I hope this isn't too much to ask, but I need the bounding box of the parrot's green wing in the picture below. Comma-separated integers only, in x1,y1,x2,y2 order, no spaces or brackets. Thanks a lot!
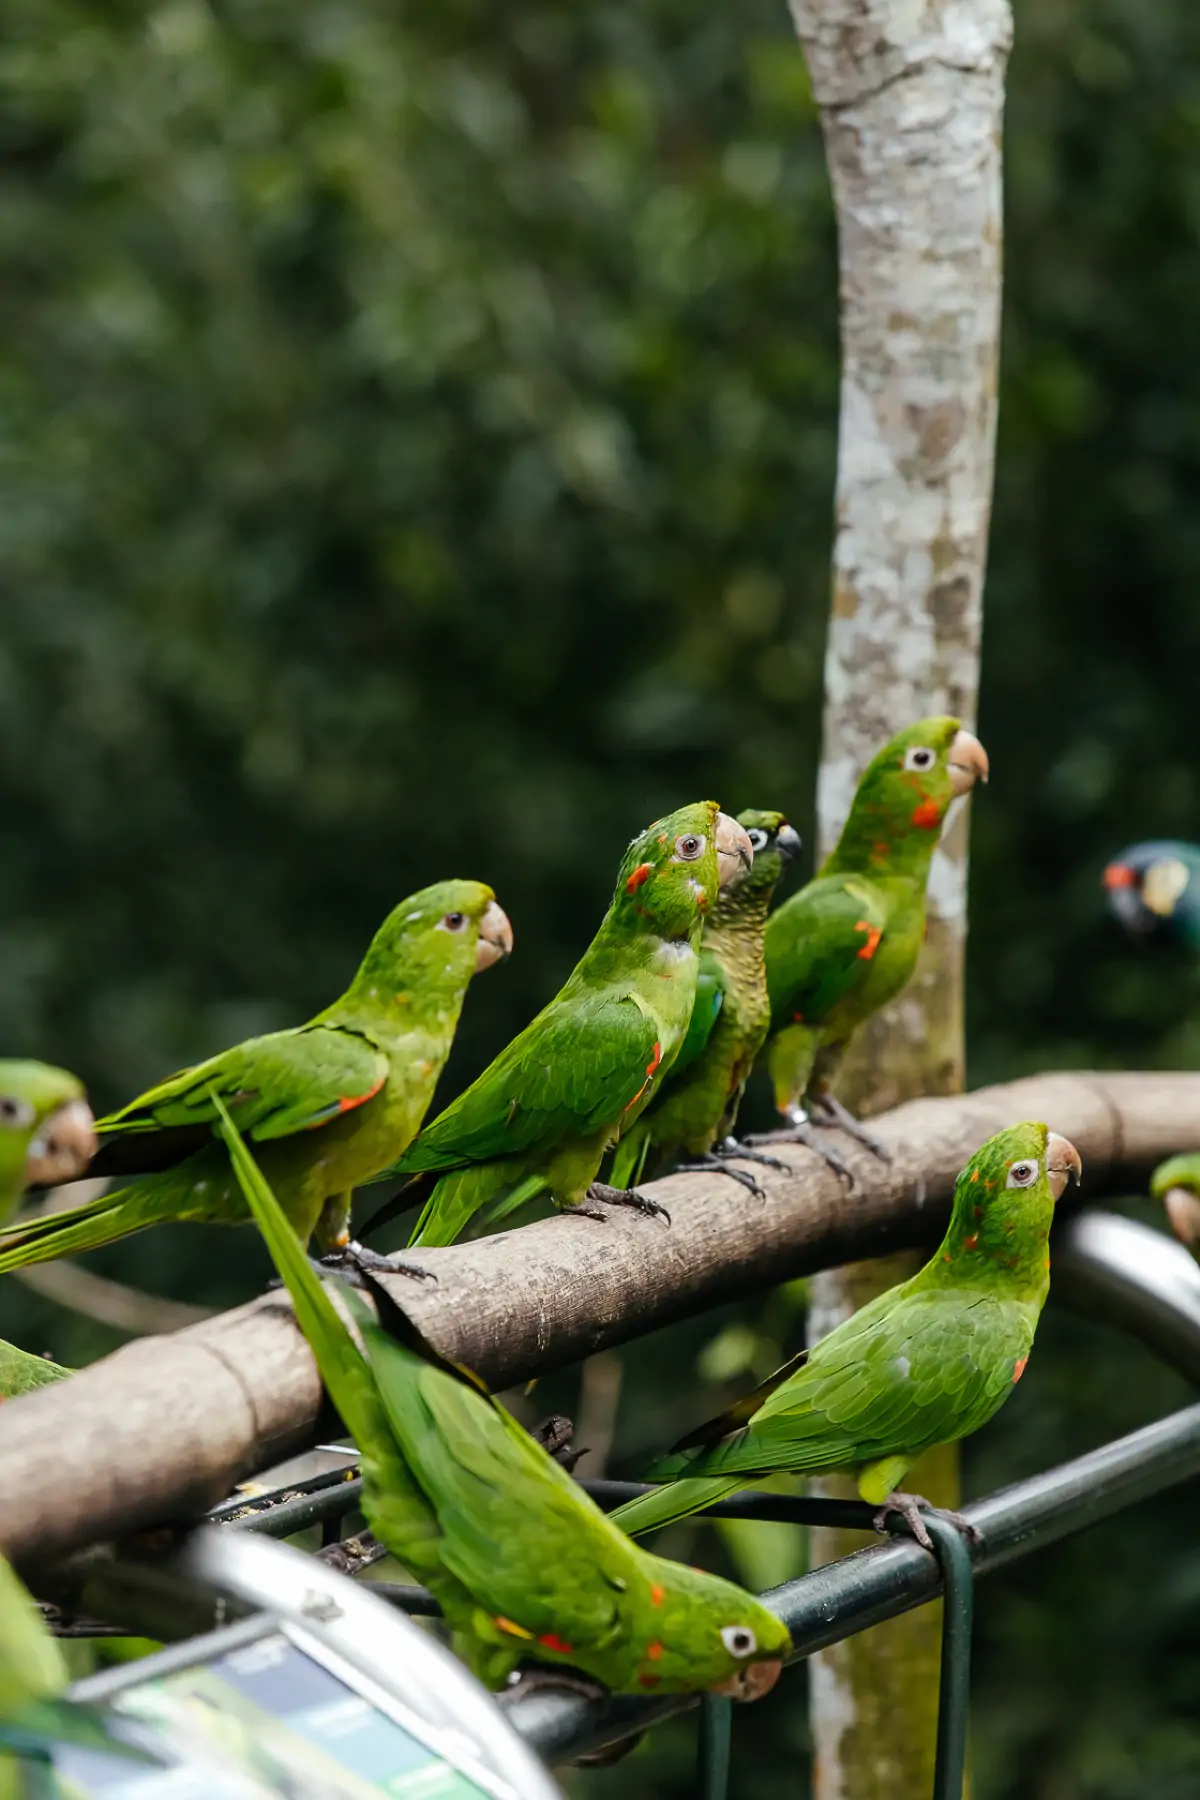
656,1288,1022,1481
661,951,724,1087
363,1306,631,1651
393,991,662,1174
765,876,890,1032
99,1025,388,1158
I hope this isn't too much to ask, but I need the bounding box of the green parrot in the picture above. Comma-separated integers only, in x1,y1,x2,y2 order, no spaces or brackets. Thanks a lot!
610,1123,1080,1550
360,803,754,1254
217,1097,791,1703
609,810,800,1196
0,882,511,1279
754,717,989,1176
1149,1154,1200,1259
0,1063,96,1231
0,1062,91,1407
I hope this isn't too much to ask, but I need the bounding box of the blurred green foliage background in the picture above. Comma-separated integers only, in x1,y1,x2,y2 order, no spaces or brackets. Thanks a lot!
3,0,1200,1792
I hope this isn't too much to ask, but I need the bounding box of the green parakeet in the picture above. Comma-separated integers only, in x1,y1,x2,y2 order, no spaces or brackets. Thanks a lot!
0,1063,90,1408
610,1123,1079,1549
0,882,511,1278
609,810,800,1195
362,803,754,1253
756,717,988,1175
218,1099,791,1702
1150,1154,1200,1258
0,1063,96,1230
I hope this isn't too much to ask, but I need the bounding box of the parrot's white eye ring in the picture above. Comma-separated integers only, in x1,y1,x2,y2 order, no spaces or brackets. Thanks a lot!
0,1096,35,1132
904,746,937,772
1006,1160,1039,1188
746,828,769,852
438,912,468,933
720,1625,758,1658
675,833,706,862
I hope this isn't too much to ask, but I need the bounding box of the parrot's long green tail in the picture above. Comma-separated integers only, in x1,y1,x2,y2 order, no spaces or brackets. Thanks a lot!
608,1128,650,1191
0,1184,176,1273
408,1165,543,1248
609,1474,746,1538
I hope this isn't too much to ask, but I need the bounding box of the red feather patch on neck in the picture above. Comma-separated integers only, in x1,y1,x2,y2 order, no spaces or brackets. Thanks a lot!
910,800,942,830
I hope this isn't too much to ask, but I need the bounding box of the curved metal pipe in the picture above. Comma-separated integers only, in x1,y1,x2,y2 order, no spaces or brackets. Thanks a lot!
1053,1208,1200,1385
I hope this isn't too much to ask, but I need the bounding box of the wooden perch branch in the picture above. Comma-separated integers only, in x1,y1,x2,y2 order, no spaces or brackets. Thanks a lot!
0,1070,1195,1570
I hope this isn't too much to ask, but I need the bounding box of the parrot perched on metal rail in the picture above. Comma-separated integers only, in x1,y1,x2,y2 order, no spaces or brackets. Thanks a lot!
1104,840,1200,950
754,717,988,1178
360,802,754,1253
609,809,800,1196
0,882,511,1279
219,1098,791,1703
610,1122,1079,1550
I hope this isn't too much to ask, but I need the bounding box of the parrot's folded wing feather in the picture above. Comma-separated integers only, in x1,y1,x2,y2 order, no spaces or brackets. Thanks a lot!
365,1324,630,1651
99,1024,388,1154
393,992,662,1173
765,877,890,1030
664,1292,1020,1481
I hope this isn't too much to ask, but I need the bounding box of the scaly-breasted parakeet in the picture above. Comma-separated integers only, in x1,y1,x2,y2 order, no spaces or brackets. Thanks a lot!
610,1123,1079,1549
362,804,754,1252
609,810,799,1196
1149,1154,1200,1259
1104,840,1200,949
218,1099,790,1702
0,883,511,1279
755,718,988,1176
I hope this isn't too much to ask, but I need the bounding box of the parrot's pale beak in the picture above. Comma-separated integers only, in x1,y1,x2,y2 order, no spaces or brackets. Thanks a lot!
475,901,514,971
1141,858,1190,919
713,1658,784,1701
715,813,754,890
775,822,802,861
25,1098,98,1187
1164,1186,1200,1254
947,729,989,796
1045,1132,1082,1201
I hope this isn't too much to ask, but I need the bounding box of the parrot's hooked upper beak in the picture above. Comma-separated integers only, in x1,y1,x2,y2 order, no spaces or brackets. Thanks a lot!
712,1658,784,1701
947,728,989,796
24,1098,98,1187
775,822,802,861
475,901,514,972
715,813,754,890
1164,1185,1200,1253
1045,1132,1082,1201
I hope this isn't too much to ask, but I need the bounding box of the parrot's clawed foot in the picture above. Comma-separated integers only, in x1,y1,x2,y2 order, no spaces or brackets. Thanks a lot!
873,1490,983,1553
672,1155,764,1199
320,1242,438,1284
715,1135,791,1173
810,1094,893,1163
502,1665,608,1705
529,1413,587,1472
747,1116,856,1187
583,1182,672,1224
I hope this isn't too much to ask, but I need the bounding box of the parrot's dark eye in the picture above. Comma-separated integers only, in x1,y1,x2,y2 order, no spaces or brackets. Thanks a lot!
904,746,936,772
0,1096,34,1131
675,833,706,862
746,829,769,852
439,912,468,933
1006,1160,1039,1189
720,1625,757,1658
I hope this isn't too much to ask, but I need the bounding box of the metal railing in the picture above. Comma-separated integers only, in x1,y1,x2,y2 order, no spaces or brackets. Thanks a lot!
51,1208,1200,1798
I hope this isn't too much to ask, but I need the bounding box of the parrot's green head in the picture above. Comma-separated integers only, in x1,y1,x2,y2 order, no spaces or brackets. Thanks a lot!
0,1061,95,1219
941,1122,1081,1286
729,809,801,901
840,717,988,869
349,880,513,1006
610,802,754,944
631,1553,790,1698
1150,1153,1200,1257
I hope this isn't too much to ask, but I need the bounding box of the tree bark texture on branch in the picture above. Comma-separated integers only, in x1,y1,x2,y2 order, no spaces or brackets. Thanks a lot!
784,0,1012,1789
0,1070,1192,1573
